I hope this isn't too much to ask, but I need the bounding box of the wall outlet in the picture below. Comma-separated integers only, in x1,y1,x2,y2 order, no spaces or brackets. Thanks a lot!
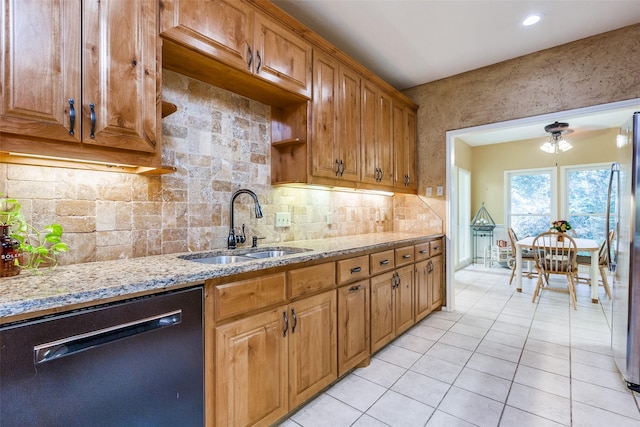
426,187,433,197
275,212,292,227
436,186,444,196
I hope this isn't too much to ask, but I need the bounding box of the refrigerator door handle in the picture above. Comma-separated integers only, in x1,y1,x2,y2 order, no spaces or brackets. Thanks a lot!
606,162,620,273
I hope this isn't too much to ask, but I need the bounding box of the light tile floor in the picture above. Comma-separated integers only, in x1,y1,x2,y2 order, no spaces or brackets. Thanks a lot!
278,264,640,426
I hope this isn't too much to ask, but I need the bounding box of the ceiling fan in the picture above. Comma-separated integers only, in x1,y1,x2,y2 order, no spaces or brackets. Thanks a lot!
541,121,574,153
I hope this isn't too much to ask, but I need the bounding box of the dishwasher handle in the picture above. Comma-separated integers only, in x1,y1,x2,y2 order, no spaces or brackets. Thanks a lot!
34,309,182,364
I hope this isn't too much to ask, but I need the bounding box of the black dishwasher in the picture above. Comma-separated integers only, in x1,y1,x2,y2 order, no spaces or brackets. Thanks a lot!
0,286,204,426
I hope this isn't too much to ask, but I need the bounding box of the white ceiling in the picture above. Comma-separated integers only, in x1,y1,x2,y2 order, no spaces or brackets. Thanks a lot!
273,0,640,145
273,0,640,90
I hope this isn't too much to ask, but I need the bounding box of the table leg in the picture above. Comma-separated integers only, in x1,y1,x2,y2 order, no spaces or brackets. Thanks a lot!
590,251,599,303
516,245,523,292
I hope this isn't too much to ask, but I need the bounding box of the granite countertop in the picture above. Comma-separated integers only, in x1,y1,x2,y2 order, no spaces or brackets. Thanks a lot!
0,232,442,323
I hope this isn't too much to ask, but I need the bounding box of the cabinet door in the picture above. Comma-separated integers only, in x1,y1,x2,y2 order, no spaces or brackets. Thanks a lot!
414,260,431,322
395,265,415,335
159,0,252,72
82,0,158,153
337,64,360,182
370,271,395,353
393,103,417,190
288,291,337,409
337,280,370,376
361,81,393,186
253,12,312,98
404,108,417,191
429,254,443,310
0,0,81,143
311,50,339,179
215,307,288,427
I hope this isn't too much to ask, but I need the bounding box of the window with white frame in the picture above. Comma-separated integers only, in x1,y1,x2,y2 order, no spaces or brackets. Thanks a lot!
561,163,611,245
506,168,556,238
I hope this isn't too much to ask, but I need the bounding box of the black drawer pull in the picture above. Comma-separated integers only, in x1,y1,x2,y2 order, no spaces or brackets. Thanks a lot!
402,254,411,259
349,285,362,292
350,266,362,274
419,249,428,254
380,259,390,265
433,246,440,251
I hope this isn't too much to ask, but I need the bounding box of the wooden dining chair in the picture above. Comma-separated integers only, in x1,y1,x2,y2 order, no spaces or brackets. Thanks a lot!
532,231,579,309
507,227,537,285
576,230,614,299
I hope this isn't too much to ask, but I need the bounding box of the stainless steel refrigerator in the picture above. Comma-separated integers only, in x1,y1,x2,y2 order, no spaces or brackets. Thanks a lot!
609,111,640,392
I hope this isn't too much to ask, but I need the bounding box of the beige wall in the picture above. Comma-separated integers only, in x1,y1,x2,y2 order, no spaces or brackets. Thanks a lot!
404,24,640,227
454,139,472,172
464,128,618,224
0,70,440,266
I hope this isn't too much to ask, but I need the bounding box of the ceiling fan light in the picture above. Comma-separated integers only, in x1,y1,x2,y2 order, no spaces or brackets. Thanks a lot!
540,142,556,153
558,139,573,152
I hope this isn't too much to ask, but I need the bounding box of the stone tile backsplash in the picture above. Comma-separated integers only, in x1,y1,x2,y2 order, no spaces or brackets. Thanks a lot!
0,70,441,265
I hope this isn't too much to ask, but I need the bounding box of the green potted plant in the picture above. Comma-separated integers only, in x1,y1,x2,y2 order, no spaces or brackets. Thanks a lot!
0,194,68,276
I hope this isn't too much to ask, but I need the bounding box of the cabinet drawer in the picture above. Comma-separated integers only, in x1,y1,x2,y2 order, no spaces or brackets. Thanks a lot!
430,239,443,256
414,243,430,261
370,250,395,275
288,262,336,298
337,255,370,285
395,246,414,266
214,273,287,321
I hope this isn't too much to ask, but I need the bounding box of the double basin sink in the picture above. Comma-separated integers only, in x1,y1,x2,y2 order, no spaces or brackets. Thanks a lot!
180,247,311,265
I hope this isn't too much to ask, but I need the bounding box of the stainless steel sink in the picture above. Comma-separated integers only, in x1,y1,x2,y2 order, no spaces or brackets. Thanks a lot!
245,250,301,259
190,255,254,264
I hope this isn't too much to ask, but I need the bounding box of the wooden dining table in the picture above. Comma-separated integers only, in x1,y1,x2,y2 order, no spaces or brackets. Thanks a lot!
514,236,601,303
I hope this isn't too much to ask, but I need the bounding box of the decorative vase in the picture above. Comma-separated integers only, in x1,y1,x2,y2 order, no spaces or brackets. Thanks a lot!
0,225,21,277
557,232,564,242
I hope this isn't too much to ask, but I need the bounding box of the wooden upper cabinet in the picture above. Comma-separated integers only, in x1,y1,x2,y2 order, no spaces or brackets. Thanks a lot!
311,49,360,182
337,64,361,182
311,50,339,179
361,80,393,186
160,0,311,103
0,0,160,166
252,12,312,98
82,0,158,153
0,0,80,144
159,0,253,72
393,101,418,191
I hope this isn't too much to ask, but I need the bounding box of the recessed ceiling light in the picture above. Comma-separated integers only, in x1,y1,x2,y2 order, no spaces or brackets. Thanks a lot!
522,13,544,26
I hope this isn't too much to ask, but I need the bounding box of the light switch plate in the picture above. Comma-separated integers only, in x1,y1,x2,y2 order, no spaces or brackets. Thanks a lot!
275,212,291,227
436,186,444,196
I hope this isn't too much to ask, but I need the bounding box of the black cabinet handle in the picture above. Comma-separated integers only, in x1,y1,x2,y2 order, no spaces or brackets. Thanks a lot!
256,50,262,73
339,160,345,176
380,259,389,265
433,246,440,251
349,285,362,292
283,311,289,337
428,260,434,273
335,159,341,176
89,102,96,138
403,254,412,259
419,249,428,254
350,266,362,274
247,45,253,70
68,99,75,135
291,308,297,333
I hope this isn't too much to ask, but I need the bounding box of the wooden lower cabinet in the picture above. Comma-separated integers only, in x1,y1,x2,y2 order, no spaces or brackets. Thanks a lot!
370,265,414,354
288,291,337,408
429,254,443,311
215,307,288,426
214,290,336,426
337,279,370,376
